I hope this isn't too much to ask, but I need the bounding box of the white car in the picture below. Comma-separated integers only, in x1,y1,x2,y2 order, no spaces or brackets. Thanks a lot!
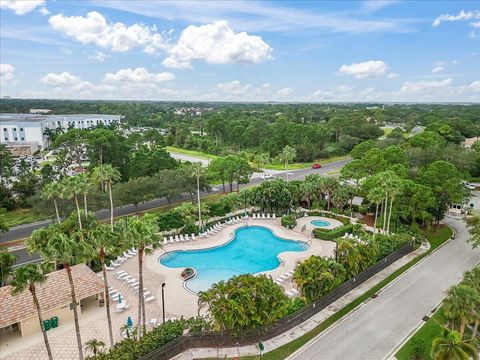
262,173,274,180
464,182,476,190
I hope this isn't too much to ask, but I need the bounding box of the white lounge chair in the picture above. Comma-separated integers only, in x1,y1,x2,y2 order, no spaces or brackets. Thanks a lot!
130,248,138,254
143,291,152,297
127,250,136,256
272,214,276,219
185,235,191,241
275,277,285,283
145,296,156,302
180,234,185,242
191,233,196,240
116,270,127,276
123,252,133,258
131,281,139,287
105,265,114,271
168,236,174,243
174,235,180,242
117,273,130,280
126,278,137,284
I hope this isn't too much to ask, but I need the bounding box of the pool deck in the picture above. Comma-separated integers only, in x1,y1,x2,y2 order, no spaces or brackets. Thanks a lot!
145,218,336,318
294,215,344,234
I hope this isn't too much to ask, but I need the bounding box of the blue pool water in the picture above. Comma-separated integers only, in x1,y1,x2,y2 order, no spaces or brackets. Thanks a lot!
311,220,331,227
159,226,309,293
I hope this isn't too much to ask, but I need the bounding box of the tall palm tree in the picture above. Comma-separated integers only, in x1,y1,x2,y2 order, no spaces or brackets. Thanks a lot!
87,224,119,347
123,215,161,338
430,328,478,360
84,338,105,357
368,186,385,237
42,232,93,360
60,176,84,234
281,145,296,182
463,266,480,339
75,173,91,215
190,162,204,231
92,165,121,230
443,284,480,338
323,178,339,211
11,263,54,360
40,182,62,224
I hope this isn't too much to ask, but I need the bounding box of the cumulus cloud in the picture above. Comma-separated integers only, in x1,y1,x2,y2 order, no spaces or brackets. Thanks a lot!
470,80,480,93
162,20,272,69
39,6,49,16
0,63,15,82
386,73,399,79
400,78,452,93
471,21,480,28
48,11,168,53
339,60,388,79
88,51,107,62
217,80,252,95
275,88,294,98
40,71,89,88
103,67,175,84
432,10,480,27
431,66,444,74
0,0,45,15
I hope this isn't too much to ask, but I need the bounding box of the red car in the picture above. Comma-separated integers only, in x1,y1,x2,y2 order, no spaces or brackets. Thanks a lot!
312,163,322,169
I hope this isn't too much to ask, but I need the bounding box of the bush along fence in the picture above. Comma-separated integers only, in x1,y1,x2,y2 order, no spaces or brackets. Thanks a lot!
139,242,414,360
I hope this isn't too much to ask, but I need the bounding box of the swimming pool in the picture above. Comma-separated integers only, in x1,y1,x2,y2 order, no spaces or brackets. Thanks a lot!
159,226,309,293
311,219,331,227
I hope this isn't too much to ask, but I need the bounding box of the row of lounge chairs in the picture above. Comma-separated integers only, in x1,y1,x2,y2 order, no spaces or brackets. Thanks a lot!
275,270,294,285
163,233,197,245
105,248,138,270
114,270,156,303
252,213,277,220
286,288,299,297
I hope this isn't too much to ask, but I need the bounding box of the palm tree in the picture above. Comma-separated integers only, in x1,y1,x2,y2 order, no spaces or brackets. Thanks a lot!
443,284,480,338
332,186,351,213
0,247,16,286
463,266,480,339
40,182,62,224
368,186,385,237
190,162,204,232
41,232,93,360
11,263,54,360
430,328,478,360
88,224,119,347
281,145,296,182
323,178,339,211
84,338,105,357
123,215,161,338
60,176,84,234
92,165,121,230
75,173,91,215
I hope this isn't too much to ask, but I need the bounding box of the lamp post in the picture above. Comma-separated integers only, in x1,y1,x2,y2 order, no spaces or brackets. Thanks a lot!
161,282,166,323
335,241,339,262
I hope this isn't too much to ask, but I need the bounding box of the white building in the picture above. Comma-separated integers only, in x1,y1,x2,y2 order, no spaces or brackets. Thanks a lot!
0,114,121,152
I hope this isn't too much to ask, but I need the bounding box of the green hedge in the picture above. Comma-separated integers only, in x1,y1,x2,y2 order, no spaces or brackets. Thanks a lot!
306,211,350,225
281,214,297,229
313,223,358,241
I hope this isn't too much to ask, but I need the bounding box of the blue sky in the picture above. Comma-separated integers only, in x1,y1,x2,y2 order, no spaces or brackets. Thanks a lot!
0,0,479,102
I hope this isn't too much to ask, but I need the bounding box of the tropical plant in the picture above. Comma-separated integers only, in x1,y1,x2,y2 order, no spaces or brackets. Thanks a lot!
0,247,16,286
11,263,54,360
462,266,480,339
122,215,161,338
88,224,120,347
198,274,289,332
281,145,297,176
443,284,480,339
92,165,121,230
430,328,478,360
336,240,364,278
85,338,106,357
40,182,62,224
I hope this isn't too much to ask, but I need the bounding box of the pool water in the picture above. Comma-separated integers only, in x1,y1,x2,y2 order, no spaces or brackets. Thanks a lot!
159,226,309,293
311,220,331,227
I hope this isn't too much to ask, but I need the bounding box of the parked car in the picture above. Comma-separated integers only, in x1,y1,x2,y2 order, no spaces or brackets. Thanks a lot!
464,182,476,190
312,163,322,169
262,173,274,180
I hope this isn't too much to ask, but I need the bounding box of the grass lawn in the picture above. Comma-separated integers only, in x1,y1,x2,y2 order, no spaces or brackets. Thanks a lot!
263,155,349,170
166,146,219,160
3,209,50,228
224,225,454,360
396,308,447,360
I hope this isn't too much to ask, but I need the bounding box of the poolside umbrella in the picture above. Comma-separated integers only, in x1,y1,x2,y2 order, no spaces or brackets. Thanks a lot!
117,293,122,304
126,316,133,328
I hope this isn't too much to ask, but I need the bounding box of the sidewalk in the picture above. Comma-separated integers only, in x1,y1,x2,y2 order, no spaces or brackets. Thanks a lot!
172,242,430,360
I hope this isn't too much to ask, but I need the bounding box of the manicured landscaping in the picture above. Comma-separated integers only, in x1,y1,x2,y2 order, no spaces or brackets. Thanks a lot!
166,146,219,160
396,308,447,360
232,225,454,359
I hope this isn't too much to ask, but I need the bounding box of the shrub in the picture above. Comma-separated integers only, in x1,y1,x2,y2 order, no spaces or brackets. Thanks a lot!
281,214,297,229
313,223,360,241
181,222,199,235
410,337,425,359
157,211,185,231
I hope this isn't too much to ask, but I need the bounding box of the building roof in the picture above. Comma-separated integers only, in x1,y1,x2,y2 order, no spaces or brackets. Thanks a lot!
0,264,104,328
0,113,121,123
463,137,480,147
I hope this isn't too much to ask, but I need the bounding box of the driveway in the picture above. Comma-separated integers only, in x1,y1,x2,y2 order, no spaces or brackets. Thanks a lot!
288,217,480,360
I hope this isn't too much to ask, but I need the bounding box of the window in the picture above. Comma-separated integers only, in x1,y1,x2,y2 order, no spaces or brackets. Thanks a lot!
20,128,23,131
14,137,18,141
21,137,25,141
4,137,7,141
3,128,6,131
13,128,17,132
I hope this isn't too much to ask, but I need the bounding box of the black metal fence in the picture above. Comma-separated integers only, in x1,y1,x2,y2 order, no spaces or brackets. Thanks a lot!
140,242,414,360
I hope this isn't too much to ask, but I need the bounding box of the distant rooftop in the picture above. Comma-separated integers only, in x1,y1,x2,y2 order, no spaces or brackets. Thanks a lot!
0,113,121,123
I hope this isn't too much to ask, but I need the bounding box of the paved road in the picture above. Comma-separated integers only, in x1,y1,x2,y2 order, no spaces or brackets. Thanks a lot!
2,158,351,266
288,217,480,360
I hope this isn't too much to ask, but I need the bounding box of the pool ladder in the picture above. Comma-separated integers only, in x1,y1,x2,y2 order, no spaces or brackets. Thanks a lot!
162,252,178,261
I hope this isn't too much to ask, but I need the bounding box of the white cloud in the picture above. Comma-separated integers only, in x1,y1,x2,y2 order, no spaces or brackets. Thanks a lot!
431,66,444,74
339,60,388,79
39,6,49,15
48,11,169,53
470,31,478,38
276,88,294,98
386,73,399,79
471,21,480,28
470,81,480,93
217,80,252,95
88,51,107,62
400,78,452,93
60,48,72,55
39,72,93,92
432,10,480,27
0,63,15,82
103,68,175,84
362,1,399,12
162,20,272,69
0,0,45,15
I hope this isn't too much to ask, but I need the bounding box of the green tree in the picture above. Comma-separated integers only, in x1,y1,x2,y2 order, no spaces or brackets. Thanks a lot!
463,266,480,339
281,145,297,180
198,274,289,332
0,247,16,286
122,215,161,338
92,165,121,230
41,182,62,224
443,284,480,338
85,338,106,357
11,263,54,360
430,328,478,360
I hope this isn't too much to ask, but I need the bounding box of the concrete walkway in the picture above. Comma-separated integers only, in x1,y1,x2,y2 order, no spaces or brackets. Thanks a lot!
172,239,430,359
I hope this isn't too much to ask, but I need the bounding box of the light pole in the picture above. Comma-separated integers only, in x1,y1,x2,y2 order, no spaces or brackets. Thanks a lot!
161,282,166,323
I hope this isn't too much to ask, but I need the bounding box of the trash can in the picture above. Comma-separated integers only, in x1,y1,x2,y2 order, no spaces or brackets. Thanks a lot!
51,316,58,328
42,319,51,331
